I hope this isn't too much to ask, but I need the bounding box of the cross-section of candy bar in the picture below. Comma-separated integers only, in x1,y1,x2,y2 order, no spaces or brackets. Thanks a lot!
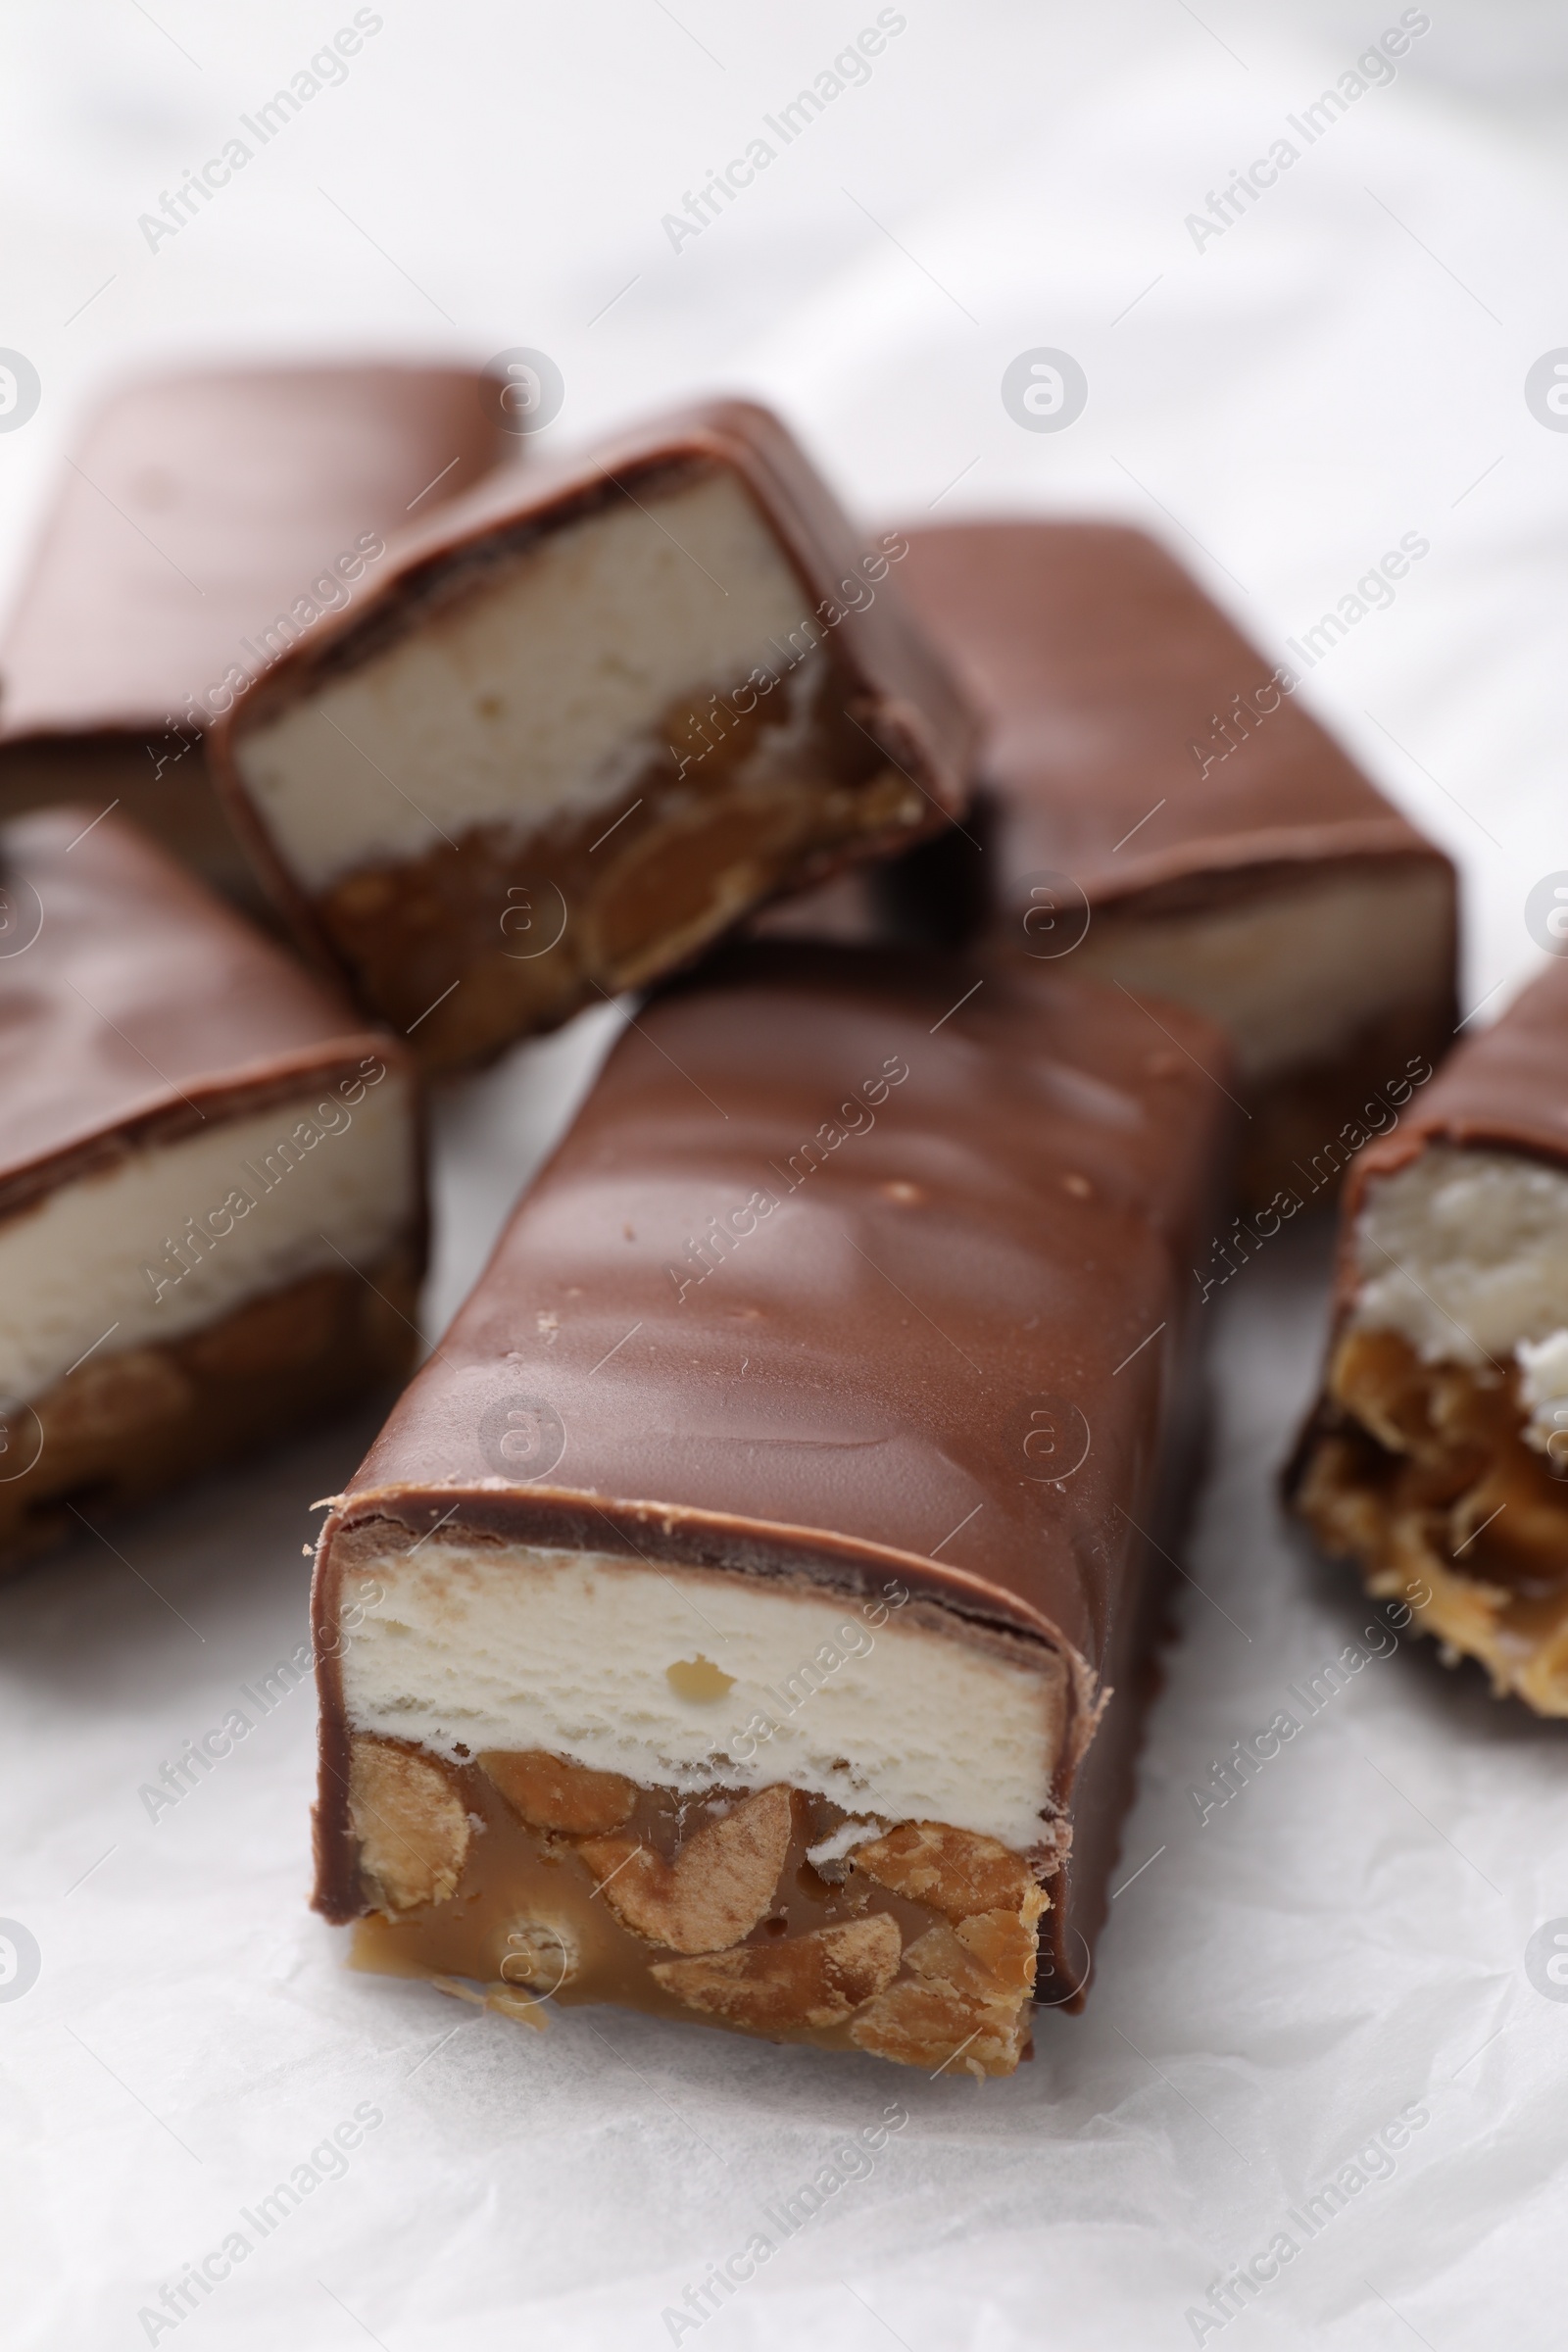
311,942,1234,2074
210,404,974,1072
1290,956,1568,1713
0,808,423,1571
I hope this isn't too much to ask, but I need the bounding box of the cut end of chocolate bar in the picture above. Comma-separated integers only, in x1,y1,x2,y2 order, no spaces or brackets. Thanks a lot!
320,1532,1059,2074
1293,1141,1568,1713
0,808,424,1570
213,405,972,1073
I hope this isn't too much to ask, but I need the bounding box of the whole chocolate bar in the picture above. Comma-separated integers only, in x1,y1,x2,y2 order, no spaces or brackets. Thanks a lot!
0,364,504,906
889,521,1458,1206
0,808,423,1571
311,942,1234,2075
210,402,975,1073
1290,955,1568,1714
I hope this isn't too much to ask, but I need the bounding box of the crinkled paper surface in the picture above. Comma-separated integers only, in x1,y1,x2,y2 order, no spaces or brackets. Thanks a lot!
3,5,1567,2346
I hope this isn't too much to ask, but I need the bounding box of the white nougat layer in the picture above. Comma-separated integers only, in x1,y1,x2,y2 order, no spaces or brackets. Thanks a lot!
235,470,820,891
1076,862,1448,1080
0,1071,414,1405
339,1544,1066,1855
1517,1331,1568,1457
1353,1144,1568,1361
1352,1143,1568,1448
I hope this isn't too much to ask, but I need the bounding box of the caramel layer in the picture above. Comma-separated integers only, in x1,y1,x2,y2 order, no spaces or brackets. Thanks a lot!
1295,1327,1568,1713
344,1739,1047,2077
0,1251,419,1572
315,659,922,1074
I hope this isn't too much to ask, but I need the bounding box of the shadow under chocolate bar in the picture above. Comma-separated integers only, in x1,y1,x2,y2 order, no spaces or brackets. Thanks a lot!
0,363,507,909
310,941,1236,2076
1289,953,1568,1714
886,520,1458,1208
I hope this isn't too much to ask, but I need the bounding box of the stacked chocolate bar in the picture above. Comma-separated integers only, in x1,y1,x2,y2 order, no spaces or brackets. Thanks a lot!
3,368,1485,2077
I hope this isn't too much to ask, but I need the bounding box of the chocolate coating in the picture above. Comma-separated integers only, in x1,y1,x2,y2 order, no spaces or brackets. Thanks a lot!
892,519,1450,917
313,942,1237,1995
0,365,507,899
0,806,416,1218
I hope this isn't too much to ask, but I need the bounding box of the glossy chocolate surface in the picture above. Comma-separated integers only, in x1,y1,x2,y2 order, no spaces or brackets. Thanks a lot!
0,807,412,1217
0,364,505,744
893,519,1452,919
314,943,1237,1987
0,366,506,904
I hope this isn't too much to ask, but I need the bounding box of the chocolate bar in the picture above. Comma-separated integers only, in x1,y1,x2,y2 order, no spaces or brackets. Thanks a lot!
0,364,504,906
311,942,1234,2076
1290,956,1568,1714
0,808,423,1572
210,404,974,1073
747,867,893,945
890,521,1458,1205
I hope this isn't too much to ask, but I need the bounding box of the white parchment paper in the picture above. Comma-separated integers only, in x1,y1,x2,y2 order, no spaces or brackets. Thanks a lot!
4,7,1568,2346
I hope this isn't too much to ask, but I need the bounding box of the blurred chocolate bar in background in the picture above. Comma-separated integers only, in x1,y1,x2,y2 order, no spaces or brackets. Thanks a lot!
211,402,975,1072
890,521,1458,1205
1290,953,1568,1715
0,364,506,908
747,865,894,945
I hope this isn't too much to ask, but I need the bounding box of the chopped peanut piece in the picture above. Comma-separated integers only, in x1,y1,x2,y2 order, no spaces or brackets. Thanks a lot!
349,1738,470,1913
849,1878,1044,2076
480,1748,635,1836
651,1915,902,2029
850,1977,1027,2078
903,1920,1007,1995
956,1901,1046,1993
853,1821,1035,1920
579,1785,794,1953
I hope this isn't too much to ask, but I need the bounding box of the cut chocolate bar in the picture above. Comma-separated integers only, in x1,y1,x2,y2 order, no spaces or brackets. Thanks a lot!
890,521,1458,1206
311,942,1235,2075
0,364,504,906
1290,956,1568,1715
210,404,974,1073
0,808,423,1571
